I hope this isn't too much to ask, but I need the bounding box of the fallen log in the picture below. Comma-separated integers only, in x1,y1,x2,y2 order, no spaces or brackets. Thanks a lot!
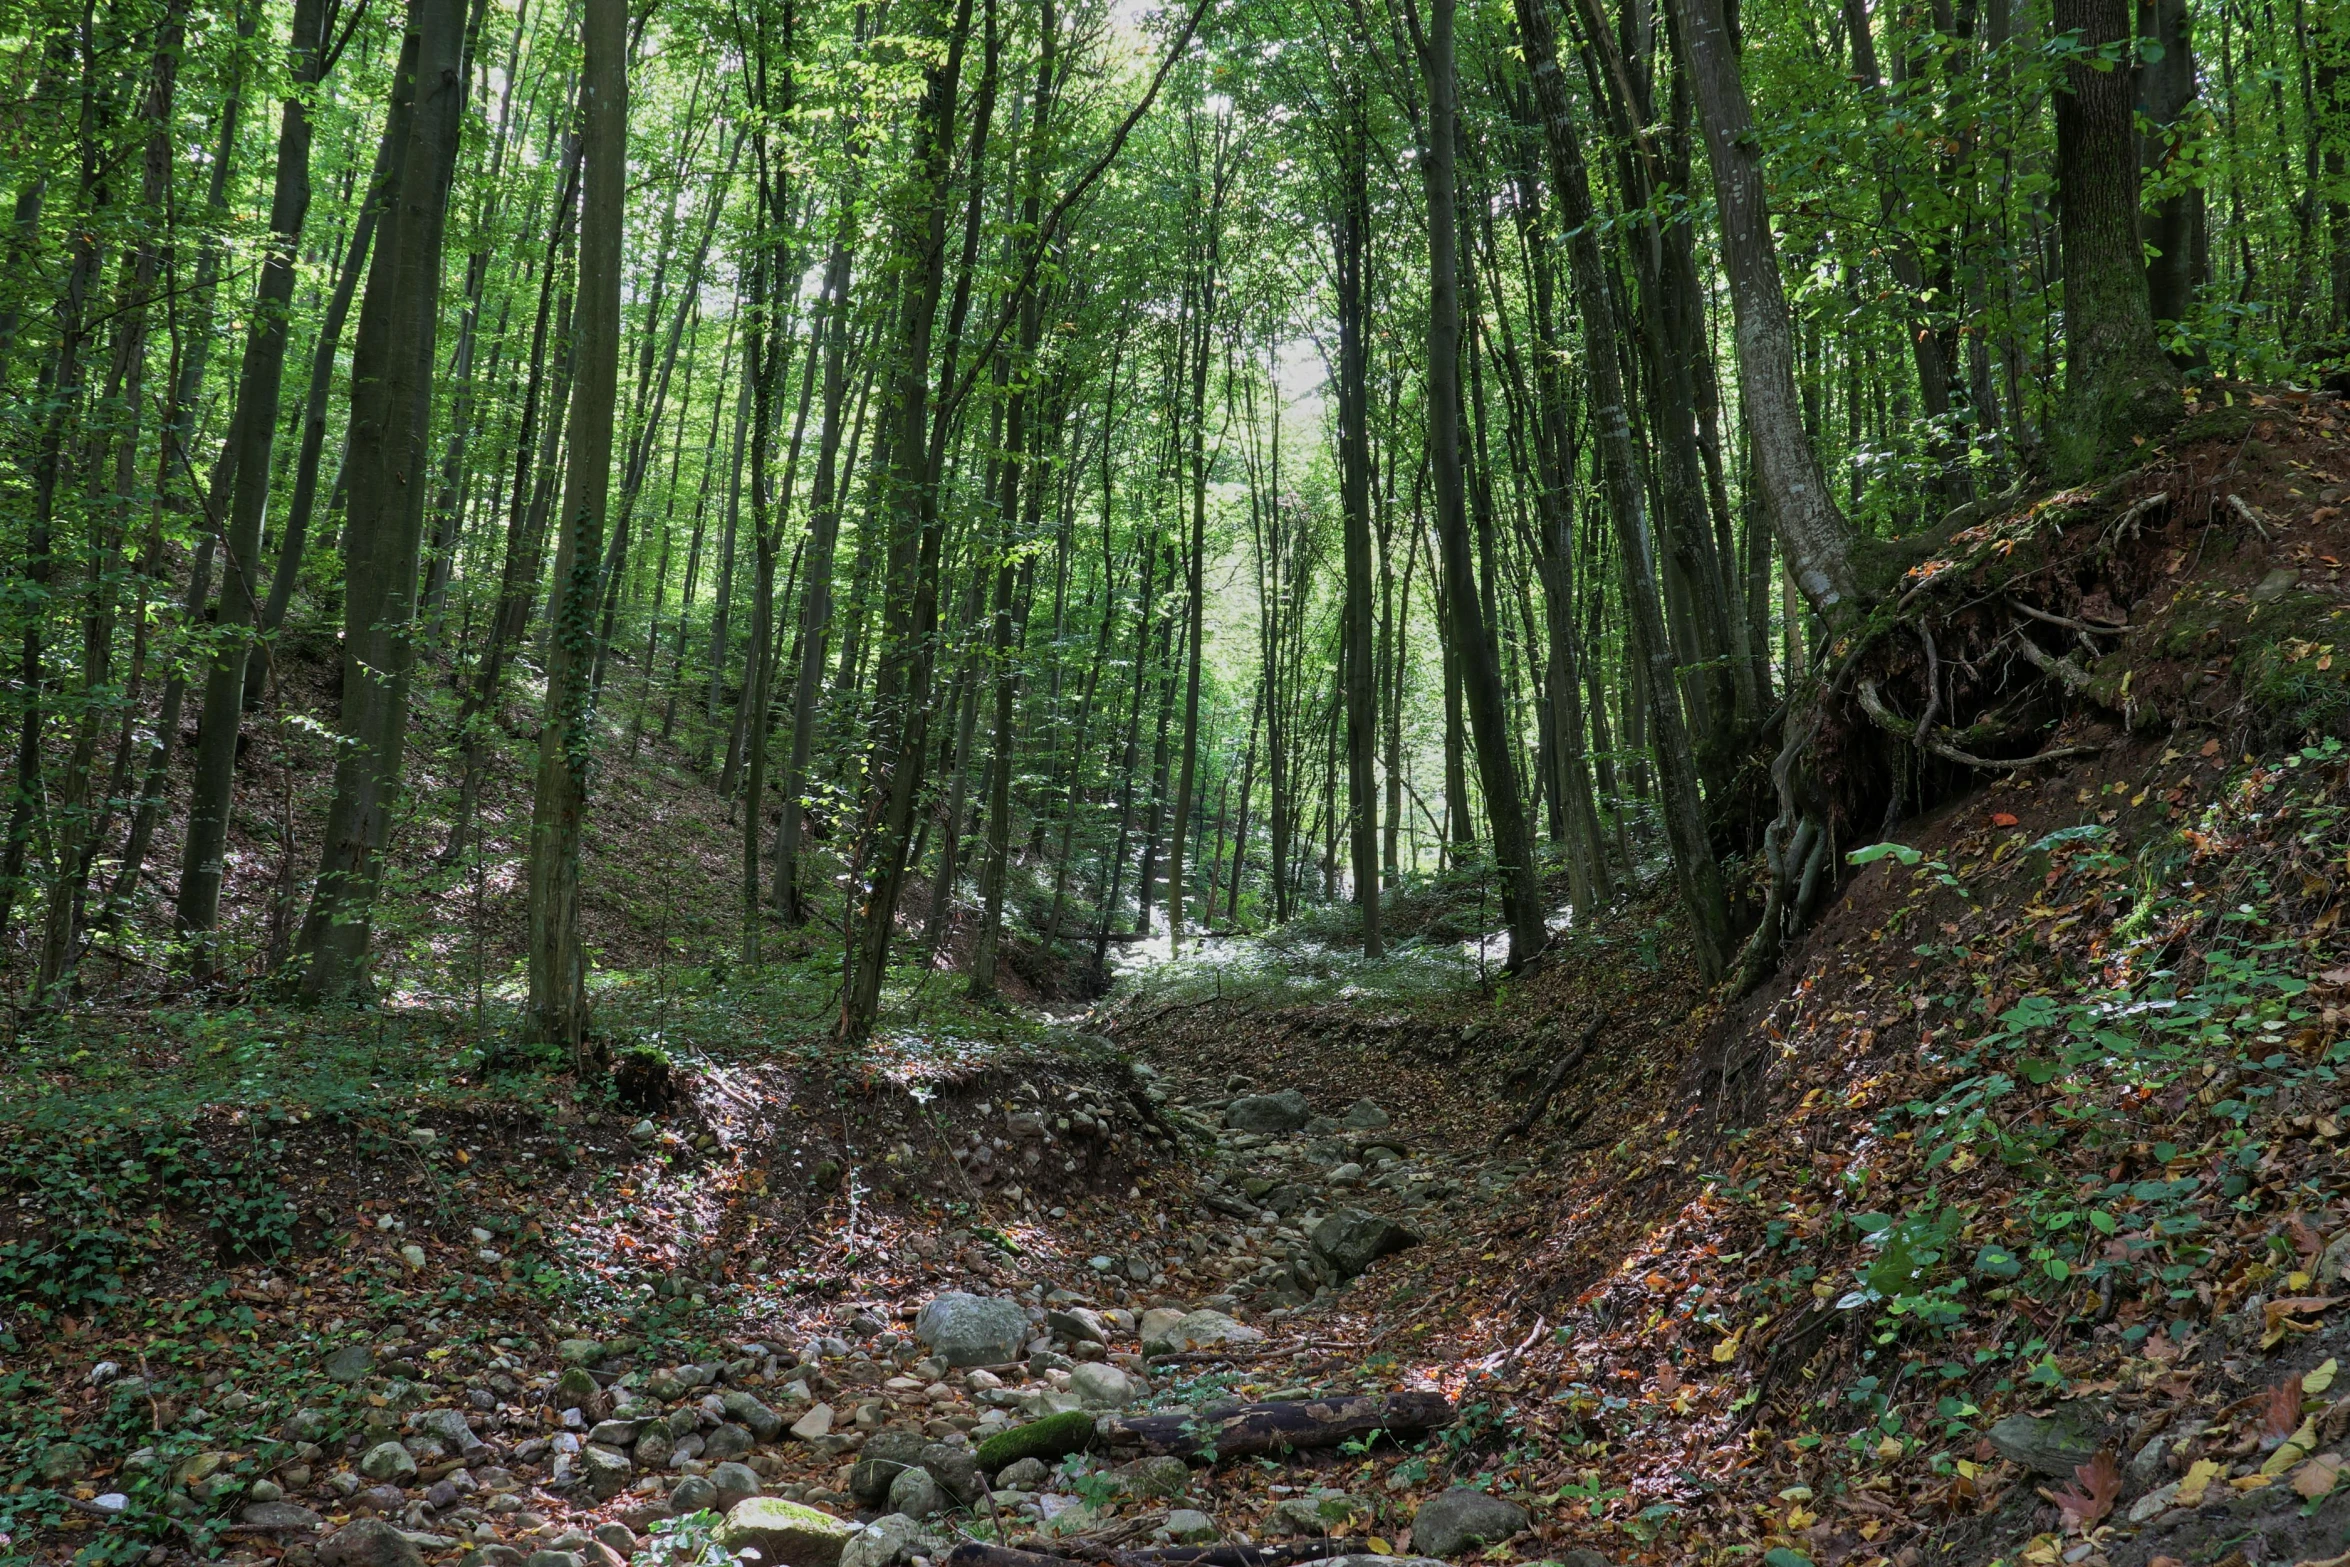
1097,1391,1453,1460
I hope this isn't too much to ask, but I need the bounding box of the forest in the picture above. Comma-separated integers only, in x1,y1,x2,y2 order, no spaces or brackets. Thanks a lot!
4,0,2350,1559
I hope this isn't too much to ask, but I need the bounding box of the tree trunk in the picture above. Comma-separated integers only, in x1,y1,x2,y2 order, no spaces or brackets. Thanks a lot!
1334,35,1382,957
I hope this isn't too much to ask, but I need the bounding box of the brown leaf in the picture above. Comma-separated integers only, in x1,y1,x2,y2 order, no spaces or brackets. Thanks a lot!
2264,1380,2305,1443
2048,1449,2121,1531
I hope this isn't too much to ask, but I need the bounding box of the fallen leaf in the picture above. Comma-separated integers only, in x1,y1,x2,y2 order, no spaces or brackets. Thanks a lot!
2046,1450,2121,1531
2262,1416,2319,1475
2306,1359,2339,1396
2262,1296,2338,1349
2291,1453,2347,1498
1713,1324,1745,1363
2176,1458,2222,1505
1991,812,2019,827
2266,1380,2306,1441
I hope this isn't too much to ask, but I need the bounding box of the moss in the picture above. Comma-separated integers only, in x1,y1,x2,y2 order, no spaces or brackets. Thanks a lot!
2166,401,2262,449
974,1408,1099,1472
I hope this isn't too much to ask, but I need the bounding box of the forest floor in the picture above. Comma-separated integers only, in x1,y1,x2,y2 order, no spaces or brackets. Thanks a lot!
10,385,2350,1567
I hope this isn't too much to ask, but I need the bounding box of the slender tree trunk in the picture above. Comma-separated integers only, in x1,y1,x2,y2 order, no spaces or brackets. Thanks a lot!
1334,37,1382,957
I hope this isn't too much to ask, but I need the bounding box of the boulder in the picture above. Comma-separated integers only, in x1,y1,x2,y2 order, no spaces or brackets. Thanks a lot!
554,1367,601,1409
838,1513,946,1567
919,1442,984,1504
714,1497,861,1567
1267,1493,1362,1537
324,1345,377,1383
555,1339,606,1367
994,1457,1049,1489
1410,1489,1528,1558
789,1404,836,1441
974,1409,1097,1472
1046,1307,1108,1346
1986,1403,2110,1477
321,1519,425,1567
1164,1508,1218,1544
711,1461,763,1512
1141,1309,1263,1358
723,1390,787,1441
1310,1209,1422,1280
1068,1362,1146,1410
914,1293,1031,1368
1340,1099,1391,1131
358,1442,418,1484
704,1423,755,1461
580,1445,632,1501
669,1475,719,1513
241,1502,326,1531
850,1433,930,1505
885,1466,945,1519
1224,1091,1310,1132
1113,1455,1190,1499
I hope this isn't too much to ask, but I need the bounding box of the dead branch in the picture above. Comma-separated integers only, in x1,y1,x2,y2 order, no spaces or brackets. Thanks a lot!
1491,1011,1610,1148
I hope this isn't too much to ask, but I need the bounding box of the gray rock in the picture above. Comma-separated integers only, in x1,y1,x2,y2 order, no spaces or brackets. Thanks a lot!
1113,1455,1189,1499
1410,1490,1528,1558
915,1293,1031,1368
525,1552,584,1567
35,1442,93,1484
1224,1091,1310,1132
919,1443,984,1505
593,1524,639,1558
634,1424,674,1466
1141,1309,1263,1358
585,1419,639,1448
669,1475,719,1513
711,1461,763,1512
555,1339,606,1367
790,1403,836,1440
1310,1208,1422,1280
995,1457,1049,1489
580,1444,632,1500
324,1345,377,1383
840,1513,946,1567
704,1422,755,1461
723,1389,786,1441
1555,1554,1614,1567
1165,1508,1218,1543
321,1518,425,1567
1340,1100,1390,1130
1046,1307,1108,1346
851,1432,931,1505
715,1497,861,1567
242,1502,326,1531
359,1442,419,1483
1267,1494,1362,1537
1986,1404,2110,1477
1068,1362,1146,1410
886,1466,945,1519
419,1409,482,1451
463,1550,526,1567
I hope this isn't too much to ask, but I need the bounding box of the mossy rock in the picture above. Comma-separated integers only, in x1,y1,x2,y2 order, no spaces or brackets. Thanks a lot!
714,1497,859,1567
974,1409,1098,1474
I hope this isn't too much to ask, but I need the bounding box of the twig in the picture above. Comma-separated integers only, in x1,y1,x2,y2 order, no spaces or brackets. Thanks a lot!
2007,633,2095,694
2227,492,2273,540
2006,596,2129,636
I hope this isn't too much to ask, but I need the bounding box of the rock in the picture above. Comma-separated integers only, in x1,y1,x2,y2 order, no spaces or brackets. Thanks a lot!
886,1466,945,1518
920,1443,984,1504
321,1519,425,1567
1268,1494,1363,1537
1113,1455,1190,1499
243,1502,326,1531
790,1403,836,1441
525,1552,583,1567
635,1424,674,1466
1554,1554,1613,1567
1164,1508,1218,1544
723,1390,786,1441
2127,1482,2181,1523
580,1445,632,1500
839,1513,945,1567
586,1419,639,1448
419,1409,482,1451
1985,1403,2110,1477
359,1442,419,1484
1340,1099,1390,1131
1309,1209,1422,1280
715,1497,861,1567
286,1407,334,1444
670,1475,719,1513
994,1458,1049,1489
1224,1090,1310,1132
1068,1362,1146,1410
354,1485,408,1516
1138,1307,1186,1345
914,1293,1030,1368
325,1345,377,1383
1410,1489,1528,1558
1047,1307,1108,1346
711,1461,763,1512
974,1409,1098,1472
851,1432,930,1505
593,1525,638,1558
462,1549,526,1567
555,1339,606,1367
35,1442,93,1484
704,1423,755,1461
1141,1309,1263,1358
